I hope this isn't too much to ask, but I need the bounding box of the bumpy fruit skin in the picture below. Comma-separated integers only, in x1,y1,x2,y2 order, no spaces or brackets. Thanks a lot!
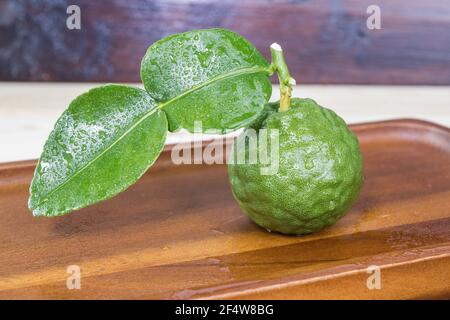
228,98,363,235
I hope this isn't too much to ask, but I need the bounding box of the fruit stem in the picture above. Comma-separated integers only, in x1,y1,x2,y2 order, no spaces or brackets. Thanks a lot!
270,43,296,112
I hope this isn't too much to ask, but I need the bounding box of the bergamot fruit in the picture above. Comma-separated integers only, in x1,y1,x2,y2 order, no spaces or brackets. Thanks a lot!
228,98,363,235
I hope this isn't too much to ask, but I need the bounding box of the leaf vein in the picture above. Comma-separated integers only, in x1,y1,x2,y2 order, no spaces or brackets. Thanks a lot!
33,66,269,211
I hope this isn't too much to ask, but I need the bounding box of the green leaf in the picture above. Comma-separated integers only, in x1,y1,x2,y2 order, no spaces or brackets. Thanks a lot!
141,28,272,133
29,84,167,217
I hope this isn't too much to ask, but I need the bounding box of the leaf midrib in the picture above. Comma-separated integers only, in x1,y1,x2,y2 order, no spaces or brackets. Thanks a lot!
32,66,269,211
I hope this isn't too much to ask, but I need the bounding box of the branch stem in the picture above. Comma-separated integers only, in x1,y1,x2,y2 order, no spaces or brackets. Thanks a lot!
270,43,296,112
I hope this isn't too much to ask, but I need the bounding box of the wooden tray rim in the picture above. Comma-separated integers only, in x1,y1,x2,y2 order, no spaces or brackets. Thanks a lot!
0,118,449,171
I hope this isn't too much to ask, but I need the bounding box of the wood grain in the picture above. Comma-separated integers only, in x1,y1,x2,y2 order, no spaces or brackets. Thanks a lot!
0,119,449,299
1,1,450,84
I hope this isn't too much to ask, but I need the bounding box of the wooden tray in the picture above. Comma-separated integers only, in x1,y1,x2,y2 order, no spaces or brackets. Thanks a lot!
0,119,449,299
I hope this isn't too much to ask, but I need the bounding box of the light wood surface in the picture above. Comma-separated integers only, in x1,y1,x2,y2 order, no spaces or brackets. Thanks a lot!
1,83,449,163
0,119,448,299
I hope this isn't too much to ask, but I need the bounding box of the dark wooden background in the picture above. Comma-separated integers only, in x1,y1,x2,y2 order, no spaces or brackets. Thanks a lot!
1,0,449,84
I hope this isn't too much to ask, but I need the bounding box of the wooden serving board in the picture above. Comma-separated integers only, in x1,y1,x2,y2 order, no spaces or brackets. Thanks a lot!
0,119,449,299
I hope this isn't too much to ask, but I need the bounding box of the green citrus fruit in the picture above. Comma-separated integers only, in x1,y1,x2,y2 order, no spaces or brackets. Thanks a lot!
228,98,363,235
